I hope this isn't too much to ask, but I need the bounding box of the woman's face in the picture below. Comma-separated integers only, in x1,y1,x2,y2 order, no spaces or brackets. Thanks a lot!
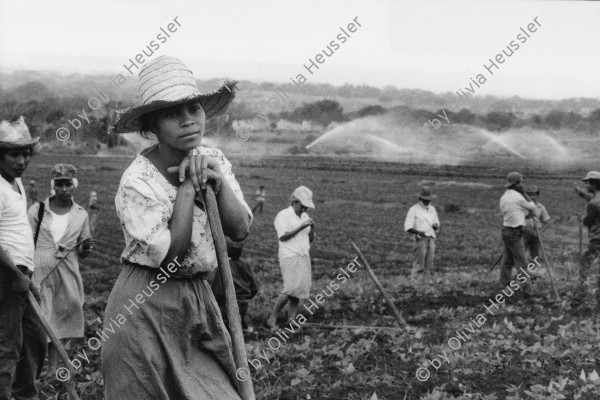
153,100,205,151
54,179,75,201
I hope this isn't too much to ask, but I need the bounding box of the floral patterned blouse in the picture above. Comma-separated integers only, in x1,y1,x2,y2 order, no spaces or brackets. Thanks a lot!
115,146,252,276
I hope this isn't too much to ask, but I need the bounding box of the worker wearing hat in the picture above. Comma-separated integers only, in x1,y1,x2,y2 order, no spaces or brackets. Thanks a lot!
0,116,46,400
103,56,251,399
523,185,551,261
268,186,315,329
498,172,537,289
404,187,440,281
572,171,600,309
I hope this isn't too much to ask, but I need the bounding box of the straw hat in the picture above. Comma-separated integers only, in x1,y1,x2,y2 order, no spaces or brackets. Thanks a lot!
0,116,40,148
418,187,436,201
109,56,237,134
291,186,315,209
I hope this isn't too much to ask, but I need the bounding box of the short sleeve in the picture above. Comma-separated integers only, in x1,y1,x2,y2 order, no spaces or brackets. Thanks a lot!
404,206,415,232
78,211,92,241
116,176,172,267
274,210,289,239
27,202,40,230
0,192,5,220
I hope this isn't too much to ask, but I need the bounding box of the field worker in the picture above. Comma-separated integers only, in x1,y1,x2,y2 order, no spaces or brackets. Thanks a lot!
103,56,252,400
267,186,315,329
0,116,46,400
29,164,94,372
404,187,440,280
211,239,260,334
27,180,38,208
499,172,536,288
252,185,266,214
88,190,99,236
571,171,600,309
523,185,551,261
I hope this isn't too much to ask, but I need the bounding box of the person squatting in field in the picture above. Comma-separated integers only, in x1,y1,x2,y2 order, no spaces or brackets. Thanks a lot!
102,56,253,400
0,116,46,400
267,186,315,330
571,171,600,309
404,187,440,281
29,164,94,373
522,185,551,261
498,172,537,293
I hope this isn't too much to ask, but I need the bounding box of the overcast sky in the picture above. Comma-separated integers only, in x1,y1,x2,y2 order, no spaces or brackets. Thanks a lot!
0,0,598,99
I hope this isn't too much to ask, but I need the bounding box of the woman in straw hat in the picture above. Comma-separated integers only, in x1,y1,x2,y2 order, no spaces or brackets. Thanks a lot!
28,164,93,373
102,56,252,400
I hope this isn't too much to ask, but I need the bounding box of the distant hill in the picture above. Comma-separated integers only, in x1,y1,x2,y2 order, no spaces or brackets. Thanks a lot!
1,70,599,116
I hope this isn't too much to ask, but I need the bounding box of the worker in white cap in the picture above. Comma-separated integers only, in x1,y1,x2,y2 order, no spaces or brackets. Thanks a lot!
267,186,315,329
572,171,600,309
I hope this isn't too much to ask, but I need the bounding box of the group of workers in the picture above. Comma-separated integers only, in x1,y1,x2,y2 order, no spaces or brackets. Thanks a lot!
0,118,94,400
1,54,598,400
404,169,600,310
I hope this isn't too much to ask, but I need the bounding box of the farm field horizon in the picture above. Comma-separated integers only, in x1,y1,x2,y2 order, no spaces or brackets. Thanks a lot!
26,152,600,400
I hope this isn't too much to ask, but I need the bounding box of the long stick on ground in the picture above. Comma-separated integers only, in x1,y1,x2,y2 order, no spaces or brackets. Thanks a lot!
350,241,407,328
27,292,80,400
203,186,255,400
534,225,560,300
304,323,402,331
4,263,80,400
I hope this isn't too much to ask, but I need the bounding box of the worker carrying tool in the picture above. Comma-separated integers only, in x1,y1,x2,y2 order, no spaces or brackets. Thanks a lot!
571,171,600,310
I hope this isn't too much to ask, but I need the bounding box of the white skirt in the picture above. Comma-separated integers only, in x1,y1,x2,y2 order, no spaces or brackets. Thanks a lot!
279,254,312,299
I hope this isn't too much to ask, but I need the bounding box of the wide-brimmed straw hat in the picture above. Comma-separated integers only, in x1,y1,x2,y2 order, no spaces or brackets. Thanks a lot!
0,116,40,148
109,56,237,134
291,186,315,209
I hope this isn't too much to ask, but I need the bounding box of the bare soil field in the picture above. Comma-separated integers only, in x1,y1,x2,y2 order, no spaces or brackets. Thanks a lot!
27,153,599,400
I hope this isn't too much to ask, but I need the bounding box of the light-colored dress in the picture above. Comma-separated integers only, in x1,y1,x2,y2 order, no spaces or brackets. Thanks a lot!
102,145,252,400
29,199,91,340
274,206,312,299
